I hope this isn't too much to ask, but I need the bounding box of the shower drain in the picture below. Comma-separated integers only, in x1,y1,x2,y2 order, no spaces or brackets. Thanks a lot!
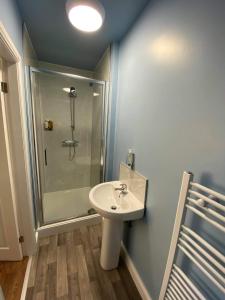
111,205,117,210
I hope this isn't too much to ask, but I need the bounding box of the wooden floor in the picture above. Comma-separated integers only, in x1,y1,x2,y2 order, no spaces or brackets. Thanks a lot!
0,257,28,300
26,223,141,300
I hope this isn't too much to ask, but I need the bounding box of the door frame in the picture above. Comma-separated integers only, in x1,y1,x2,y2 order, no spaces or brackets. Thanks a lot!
0,22,36,256
0,57,22,260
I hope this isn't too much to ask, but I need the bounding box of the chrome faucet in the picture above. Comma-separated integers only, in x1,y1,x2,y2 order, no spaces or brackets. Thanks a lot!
115,183,128,195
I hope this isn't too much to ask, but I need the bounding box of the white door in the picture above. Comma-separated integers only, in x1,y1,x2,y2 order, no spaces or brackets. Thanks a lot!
0,57,22,260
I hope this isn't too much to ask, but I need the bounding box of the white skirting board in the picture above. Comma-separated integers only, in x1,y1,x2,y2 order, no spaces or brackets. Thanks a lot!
121,243,152,300
20,256,32,300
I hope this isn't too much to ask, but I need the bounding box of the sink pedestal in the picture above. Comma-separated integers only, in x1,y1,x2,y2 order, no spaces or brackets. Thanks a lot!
100,218,123,270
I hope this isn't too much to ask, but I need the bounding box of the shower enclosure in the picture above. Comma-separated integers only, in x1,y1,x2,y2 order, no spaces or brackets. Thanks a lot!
27,67,107,226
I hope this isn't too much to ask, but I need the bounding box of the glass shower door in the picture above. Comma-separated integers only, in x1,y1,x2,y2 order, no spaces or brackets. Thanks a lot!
30,69,105,225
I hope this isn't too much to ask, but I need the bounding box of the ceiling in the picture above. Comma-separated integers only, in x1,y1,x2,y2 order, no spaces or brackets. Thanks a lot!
16,0,149,70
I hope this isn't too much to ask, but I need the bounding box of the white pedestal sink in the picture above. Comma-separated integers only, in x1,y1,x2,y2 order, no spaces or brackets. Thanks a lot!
89,179,146,270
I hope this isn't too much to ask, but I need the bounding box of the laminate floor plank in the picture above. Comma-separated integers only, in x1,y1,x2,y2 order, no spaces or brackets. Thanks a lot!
88,226,99,249
25,287,34,300
92,248,117,300
113,280,130,300
46,262,57,300
39,236,49,246
33,291,45,300
117,259,142,300
68,272,80,300
80,226,99,284
25,223,141,300
47,235,58,264
28,249,39,289
58,233,66,246
75,245,93,300
33,245,48,294
90,281,102,299
0,257,28,300
57,245,68,298
73,229,82,246
107,268,120,283
66,232,78,275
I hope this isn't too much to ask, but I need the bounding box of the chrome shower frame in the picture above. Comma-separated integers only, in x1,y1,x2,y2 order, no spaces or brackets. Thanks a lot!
26,66,109,228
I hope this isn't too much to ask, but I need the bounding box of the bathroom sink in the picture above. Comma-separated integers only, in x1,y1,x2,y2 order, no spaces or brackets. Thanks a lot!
89,181,144,221
89,176,147,270
89,165,147,270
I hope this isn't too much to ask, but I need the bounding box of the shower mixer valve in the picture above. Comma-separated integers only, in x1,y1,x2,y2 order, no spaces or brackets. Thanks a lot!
62,139,79,147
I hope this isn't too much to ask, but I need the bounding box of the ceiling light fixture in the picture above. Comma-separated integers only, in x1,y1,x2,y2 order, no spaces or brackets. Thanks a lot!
66,0,105,32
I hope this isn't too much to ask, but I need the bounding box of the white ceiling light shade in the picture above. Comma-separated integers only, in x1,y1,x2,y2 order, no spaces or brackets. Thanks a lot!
66,0,105,32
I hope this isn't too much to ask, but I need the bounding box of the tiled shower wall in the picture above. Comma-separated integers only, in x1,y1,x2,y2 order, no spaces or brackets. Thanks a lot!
36,73,94,193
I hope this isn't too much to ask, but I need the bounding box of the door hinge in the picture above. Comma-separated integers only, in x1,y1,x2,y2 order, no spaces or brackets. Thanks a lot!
19,235,24,243
1,82,8,93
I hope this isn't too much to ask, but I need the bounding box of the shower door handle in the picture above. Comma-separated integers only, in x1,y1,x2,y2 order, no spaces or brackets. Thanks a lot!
44,149,48,166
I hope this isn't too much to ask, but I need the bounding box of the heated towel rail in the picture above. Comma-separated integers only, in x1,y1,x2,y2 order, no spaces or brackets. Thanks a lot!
159,171,225,300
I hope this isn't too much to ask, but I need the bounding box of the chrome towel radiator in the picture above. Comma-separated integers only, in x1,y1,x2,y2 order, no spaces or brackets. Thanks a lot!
159,171,225,300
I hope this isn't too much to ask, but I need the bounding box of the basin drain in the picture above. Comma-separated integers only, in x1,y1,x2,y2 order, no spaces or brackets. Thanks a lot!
111,205,117,210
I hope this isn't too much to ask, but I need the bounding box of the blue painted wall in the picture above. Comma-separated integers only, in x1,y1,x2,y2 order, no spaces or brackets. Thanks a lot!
0,0,22,55
112,0,225,299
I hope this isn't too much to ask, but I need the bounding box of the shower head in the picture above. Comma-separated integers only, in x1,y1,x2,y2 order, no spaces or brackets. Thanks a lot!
69,86,77,97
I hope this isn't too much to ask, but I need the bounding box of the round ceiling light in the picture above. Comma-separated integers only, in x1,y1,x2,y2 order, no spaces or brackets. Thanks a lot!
66,0,105,32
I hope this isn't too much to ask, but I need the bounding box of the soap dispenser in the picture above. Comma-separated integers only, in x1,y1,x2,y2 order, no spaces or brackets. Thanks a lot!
127,149,135,170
